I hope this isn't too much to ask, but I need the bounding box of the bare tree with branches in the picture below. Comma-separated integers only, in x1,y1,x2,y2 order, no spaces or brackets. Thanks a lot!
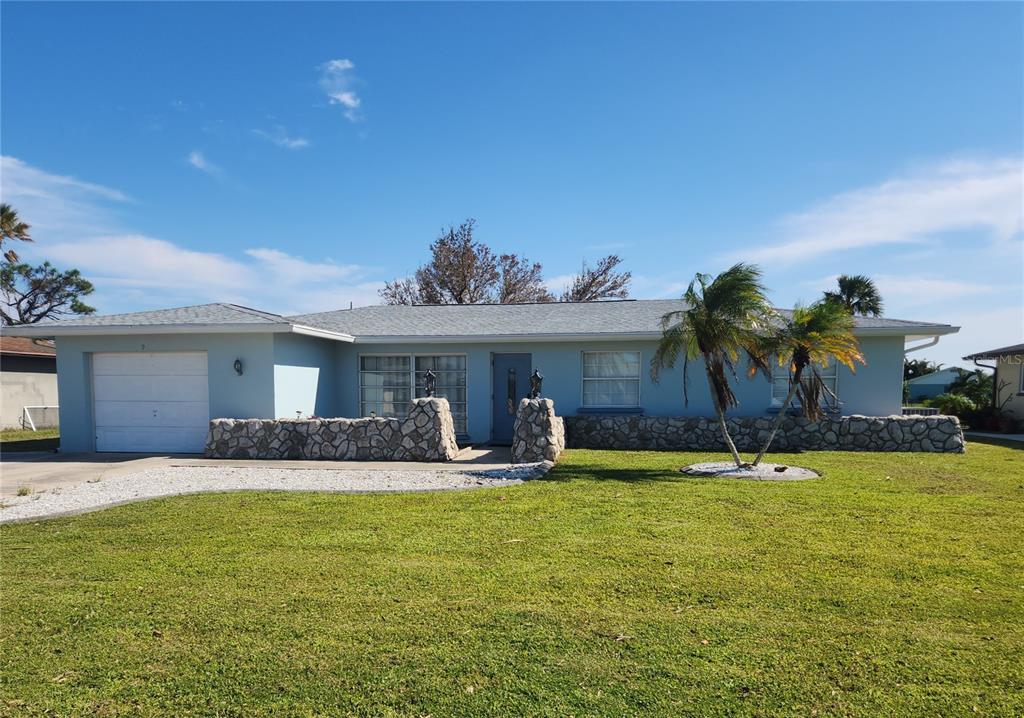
560,255,631,302
379,219,553,305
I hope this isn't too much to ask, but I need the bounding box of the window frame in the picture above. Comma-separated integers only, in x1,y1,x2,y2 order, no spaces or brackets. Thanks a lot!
580,350,642,409
358,353,468,434
769,355,839,409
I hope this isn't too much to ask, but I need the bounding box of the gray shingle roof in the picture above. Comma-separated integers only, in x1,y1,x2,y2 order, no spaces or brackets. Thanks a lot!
25,303,290,327
8,299,957,340
963,343,1024,360
289,300,957,338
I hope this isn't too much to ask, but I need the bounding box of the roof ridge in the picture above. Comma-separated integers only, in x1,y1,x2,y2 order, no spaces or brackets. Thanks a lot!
221,303,288,322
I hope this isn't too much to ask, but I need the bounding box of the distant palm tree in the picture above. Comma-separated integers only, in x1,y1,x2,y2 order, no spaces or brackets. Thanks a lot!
823,274,883,317
748,300,864,466
1,204,33,263
651,263,773,467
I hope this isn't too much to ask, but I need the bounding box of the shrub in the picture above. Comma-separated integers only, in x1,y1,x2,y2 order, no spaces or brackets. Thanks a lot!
928,393,976,418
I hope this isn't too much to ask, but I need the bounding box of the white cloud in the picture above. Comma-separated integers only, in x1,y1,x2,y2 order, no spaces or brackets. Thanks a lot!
1,156,129,203
244,248,360,284
2,156,385,315
734,157,1023,265
543,274,576,296
318,58,362,122
187,150,222,177
0,156,129,236
918,306,1024,370
252,126,310,150
803,273,998,307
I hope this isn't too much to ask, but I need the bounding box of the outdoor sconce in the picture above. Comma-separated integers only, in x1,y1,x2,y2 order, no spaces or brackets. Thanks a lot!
233,358,244,376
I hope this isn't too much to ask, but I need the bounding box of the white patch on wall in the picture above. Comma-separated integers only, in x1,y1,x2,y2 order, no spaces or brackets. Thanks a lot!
274,365,321,419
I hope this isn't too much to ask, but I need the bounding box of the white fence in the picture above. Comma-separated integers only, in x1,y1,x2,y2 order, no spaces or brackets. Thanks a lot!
21,405,59,430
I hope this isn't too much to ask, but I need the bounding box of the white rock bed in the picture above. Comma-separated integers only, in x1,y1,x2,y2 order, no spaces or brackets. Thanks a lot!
680,462,819,480
0,463,550,523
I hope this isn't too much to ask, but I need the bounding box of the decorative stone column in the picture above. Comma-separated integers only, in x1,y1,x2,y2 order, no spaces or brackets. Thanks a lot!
511,397,565,463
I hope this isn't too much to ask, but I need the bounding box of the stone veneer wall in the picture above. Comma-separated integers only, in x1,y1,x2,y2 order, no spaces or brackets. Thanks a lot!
204,397,459,461
565,414,965,453
512,398,566,463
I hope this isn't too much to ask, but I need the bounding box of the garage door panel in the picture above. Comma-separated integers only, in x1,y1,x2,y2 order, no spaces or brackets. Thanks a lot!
93,374,208,403
93,352,208,376
92,351,210,453
94,400,209,428
96,427,209,454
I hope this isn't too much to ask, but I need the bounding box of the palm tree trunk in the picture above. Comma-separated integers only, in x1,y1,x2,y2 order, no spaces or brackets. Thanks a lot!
703,363,744,467
752,366,803,467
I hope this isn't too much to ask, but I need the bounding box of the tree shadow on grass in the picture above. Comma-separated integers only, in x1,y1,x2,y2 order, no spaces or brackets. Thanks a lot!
539,450,828,484
965,435,1024,450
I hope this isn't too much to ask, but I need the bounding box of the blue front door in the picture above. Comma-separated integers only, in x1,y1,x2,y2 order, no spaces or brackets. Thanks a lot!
491,353,532,444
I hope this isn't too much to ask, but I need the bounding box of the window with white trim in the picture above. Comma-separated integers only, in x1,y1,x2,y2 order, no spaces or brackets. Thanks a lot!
771,355,838,407
359,355,468,434
360,356,412,420
582,351,641,407
415,355,467,434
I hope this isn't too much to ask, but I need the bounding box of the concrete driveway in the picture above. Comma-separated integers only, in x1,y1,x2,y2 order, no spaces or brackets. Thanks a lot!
0,447,512,498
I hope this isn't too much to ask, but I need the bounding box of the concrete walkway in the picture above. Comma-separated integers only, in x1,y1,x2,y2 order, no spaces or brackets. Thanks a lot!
965,431,1024,444
0,446,512,498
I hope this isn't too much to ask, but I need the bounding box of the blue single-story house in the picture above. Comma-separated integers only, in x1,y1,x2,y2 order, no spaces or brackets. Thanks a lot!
905,367,961,403
7,300,959,453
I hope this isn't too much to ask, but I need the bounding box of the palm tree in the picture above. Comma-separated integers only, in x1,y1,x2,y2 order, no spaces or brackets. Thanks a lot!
748,300,864,466
823,274,883,317
1,204,33,263
651,263,773,468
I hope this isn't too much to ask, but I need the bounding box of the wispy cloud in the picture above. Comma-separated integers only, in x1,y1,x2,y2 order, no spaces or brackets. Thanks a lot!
252,126,310,150
0,156,129,236
1,156,129,203
318,58,362,122
803,273,998,307
2,156,384,314
732,157,1023,265
187,150,222,177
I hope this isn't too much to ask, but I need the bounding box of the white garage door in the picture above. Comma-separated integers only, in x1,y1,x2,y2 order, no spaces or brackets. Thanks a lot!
92,352,209,453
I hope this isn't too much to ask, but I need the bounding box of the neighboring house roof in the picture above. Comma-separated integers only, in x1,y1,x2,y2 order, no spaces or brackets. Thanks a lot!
963,343,1024,360
0,336,56,358
6,299,959,343
906,368,961,386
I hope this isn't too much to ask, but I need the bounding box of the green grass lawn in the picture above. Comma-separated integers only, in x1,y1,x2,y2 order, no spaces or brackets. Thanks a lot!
2,443,1022,717
0,427,59,443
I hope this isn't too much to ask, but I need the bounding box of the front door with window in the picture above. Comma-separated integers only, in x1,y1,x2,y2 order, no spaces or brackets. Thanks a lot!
491,353,532,444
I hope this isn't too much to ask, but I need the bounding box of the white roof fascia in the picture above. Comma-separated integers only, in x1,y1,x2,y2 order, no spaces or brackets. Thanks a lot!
290,324,355,342
3,323,296,338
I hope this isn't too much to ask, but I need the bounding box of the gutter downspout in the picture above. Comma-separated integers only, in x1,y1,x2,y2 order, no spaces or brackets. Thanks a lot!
902,336,942,410
970,357,999,410
904,336,940,354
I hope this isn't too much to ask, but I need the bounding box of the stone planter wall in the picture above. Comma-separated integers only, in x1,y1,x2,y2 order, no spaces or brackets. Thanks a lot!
565,414,965,453
204,397,459,461
512,398,566,463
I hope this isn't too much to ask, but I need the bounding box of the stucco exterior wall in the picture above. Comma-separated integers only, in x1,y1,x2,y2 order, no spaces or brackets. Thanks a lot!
995,356,1024,418
54,333,276,452
272,333,337,419
335,335,907,445
1,355,58,428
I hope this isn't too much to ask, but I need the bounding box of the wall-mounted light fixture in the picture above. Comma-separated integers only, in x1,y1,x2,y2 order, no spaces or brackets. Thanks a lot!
233,358,244,376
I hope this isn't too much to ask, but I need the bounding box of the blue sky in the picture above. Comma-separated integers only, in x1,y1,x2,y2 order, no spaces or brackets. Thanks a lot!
2,2,1021,367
